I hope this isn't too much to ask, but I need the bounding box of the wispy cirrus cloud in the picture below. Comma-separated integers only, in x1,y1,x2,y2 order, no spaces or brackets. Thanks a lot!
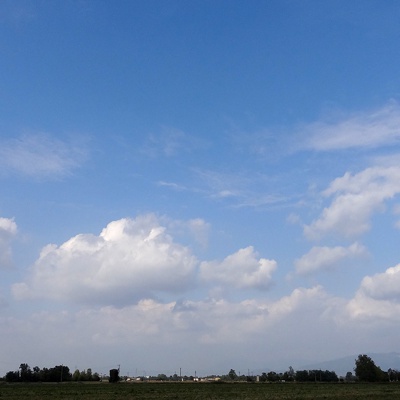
141,127,207,158
157,167,289,209
301,101,400,151
157,181,187,191
0,133,87,179
194,168,290,209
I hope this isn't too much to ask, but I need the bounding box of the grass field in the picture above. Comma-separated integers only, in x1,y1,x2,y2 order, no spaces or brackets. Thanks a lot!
1,381,400,400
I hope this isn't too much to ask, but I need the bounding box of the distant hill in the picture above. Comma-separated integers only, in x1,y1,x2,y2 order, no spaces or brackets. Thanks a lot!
299,352,400,376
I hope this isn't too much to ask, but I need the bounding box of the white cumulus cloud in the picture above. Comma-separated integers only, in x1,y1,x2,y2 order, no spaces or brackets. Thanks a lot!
346,292,400,322
295,242,367,275
359,264,400,302
199,246,276,290
0,217,17,268
12,215,198,305
344,264,400,323
304,166,400,240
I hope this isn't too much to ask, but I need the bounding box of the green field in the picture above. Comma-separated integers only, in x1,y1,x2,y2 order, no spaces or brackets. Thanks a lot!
1,382,400,400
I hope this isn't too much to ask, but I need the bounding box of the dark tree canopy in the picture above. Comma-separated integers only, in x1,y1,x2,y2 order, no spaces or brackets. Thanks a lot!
228,369,237,380
295,369,338,382
4,363,91,383
354,354,385,382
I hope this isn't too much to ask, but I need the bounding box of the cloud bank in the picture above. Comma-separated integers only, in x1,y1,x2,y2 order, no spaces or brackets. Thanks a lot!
4,279,400,374
5,207,400,374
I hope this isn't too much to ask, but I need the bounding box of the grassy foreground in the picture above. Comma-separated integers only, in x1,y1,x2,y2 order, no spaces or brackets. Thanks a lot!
1,381,400,400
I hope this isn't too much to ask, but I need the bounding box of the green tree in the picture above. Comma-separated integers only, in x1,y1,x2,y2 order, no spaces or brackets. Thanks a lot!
354,354,385,382
93,372,101,381
228,369,237,380
171,373,179,381
287,366,295,381
267,371,280,382
259,372,267,382
345,371,355,382
79,370,87,381
72,369,81,381
32,366,40,381
388,368,400,382
295,370,309,382
86,368,93,381
19,363,32,381
5,371,19,382
282,366,295,381
48,365,71,382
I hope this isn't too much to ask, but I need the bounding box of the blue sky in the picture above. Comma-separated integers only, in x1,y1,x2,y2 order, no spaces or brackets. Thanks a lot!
1,0,400,377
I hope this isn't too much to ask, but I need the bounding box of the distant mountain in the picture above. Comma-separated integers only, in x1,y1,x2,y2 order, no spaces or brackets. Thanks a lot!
299,352,400,376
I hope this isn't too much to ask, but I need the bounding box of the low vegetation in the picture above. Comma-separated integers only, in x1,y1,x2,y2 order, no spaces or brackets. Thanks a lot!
1,381,400,400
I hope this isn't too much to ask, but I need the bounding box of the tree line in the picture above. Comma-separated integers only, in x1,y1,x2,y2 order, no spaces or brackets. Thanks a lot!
226,355,400,383
3,355,400,384
4,363,101,383
225,367,338,383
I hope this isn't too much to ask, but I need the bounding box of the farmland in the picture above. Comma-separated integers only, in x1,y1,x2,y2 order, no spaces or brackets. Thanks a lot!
1,381,400,400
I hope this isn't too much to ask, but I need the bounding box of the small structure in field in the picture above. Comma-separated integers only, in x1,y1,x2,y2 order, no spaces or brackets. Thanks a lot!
109,369,119,383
